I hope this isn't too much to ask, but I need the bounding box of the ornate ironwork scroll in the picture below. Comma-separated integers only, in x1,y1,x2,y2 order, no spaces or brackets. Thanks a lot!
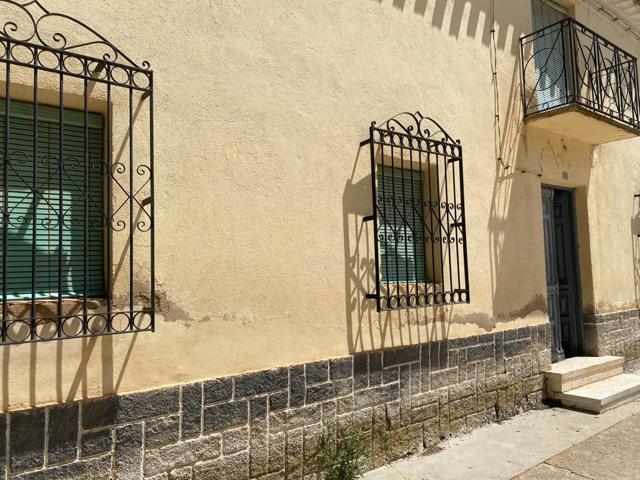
520,17,640,130
363,112,470,312
0,0,154,344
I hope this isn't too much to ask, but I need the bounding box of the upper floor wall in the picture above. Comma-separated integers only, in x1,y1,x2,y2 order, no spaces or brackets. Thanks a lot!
0,0,639,410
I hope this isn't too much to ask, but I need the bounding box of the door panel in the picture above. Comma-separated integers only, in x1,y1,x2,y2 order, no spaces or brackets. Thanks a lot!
553,190,582,357
542,187,564,361
542,187,583,361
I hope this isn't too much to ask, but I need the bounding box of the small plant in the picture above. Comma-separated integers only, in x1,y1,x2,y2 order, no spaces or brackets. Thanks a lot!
316,423,371,480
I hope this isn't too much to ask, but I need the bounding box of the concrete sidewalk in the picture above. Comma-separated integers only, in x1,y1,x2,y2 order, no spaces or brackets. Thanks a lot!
362,400,640,480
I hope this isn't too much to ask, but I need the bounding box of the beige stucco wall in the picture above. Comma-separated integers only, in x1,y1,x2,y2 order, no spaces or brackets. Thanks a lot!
1,0,640,411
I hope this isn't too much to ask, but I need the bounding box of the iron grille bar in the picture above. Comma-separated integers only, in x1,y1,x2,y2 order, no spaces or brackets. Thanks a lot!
2,46,10,343
106,78,113,331
149,83,155,331
520,17,640,129
0,0,155,344
366,112,470,311
31,64,38,337
128,87,134,327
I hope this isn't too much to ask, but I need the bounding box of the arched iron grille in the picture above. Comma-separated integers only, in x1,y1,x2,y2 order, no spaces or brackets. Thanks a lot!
363,112,470,312
0,0,154,344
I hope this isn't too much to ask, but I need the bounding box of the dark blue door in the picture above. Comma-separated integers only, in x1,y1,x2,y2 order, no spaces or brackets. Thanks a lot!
542,187,583,360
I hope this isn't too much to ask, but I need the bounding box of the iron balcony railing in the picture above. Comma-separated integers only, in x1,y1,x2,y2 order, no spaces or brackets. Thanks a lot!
520,17,640,130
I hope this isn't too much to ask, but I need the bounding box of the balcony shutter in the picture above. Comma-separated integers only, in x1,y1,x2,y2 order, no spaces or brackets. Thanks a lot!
0,100,105,300
377,166,427,283
531,0,570,110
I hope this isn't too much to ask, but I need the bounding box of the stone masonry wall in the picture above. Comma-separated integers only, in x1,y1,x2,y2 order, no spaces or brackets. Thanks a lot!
0,324,551,480
584,309,640,363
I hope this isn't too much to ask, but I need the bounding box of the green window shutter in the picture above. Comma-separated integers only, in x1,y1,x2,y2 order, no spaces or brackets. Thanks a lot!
0,99,105,300
377,166,427,283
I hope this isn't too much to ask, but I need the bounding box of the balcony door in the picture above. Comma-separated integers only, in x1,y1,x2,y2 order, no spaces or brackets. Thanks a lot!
542,187,584,362
531,0,570,110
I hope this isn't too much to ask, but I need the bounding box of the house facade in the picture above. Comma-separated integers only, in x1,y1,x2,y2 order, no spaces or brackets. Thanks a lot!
1,0,640,478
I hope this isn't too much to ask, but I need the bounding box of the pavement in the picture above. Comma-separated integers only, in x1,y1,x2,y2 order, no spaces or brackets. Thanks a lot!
362,400,640,480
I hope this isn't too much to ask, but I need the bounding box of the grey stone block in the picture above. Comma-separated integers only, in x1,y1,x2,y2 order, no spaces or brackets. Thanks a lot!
354,353,369,390
12,454,111,480
10,409,45,472
145,434,221,477
0,414,6,474
383,367,400,384
430,341,448,370
80,428,112,458
329,357,353,380
235,368,288,398
430,367,458,389
449,381,476,401
306,379,353,404
222,426,249,455
289,365,305,407
250,396,268,422
504,338,532,358
193,450,249,480
269,391,288,411
269,404,322,433
504,329,518,341
114,423,143,480
369,352,383,386
383,346,420,367
448,336,478,348
181,382,202,439
353,383,399,409
146,415,180,448
203,378,232,404
268,432,285,472
203,400,248,433
169,466,192,480
147,474,169,480
82,387,180,429
305,361,329,384
48,403,78,465
466,343,494,362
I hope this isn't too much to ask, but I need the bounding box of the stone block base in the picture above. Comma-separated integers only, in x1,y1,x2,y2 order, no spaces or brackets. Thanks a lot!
584,309,640,362
0,325,551,479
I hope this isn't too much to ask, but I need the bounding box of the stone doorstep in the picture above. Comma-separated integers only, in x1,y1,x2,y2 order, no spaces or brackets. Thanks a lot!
555,373,640,414
544,356,624,394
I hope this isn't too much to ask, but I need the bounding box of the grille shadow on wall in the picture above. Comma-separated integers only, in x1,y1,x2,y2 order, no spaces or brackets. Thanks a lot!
362,112,469,312
0,0,154,344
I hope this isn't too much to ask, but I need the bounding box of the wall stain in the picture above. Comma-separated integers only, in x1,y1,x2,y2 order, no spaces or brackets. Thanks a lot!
113,280,212,328
452,294,548,332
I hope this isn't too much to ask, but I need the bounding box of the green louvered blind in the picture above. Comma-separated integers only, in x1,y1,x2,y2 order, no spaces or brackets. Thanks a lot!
0,99,105,300
377,166,427,283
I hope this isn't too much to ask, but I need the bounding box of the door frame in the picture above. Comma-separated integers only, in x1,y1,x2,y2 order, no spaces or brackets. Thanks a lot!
542,184,585,359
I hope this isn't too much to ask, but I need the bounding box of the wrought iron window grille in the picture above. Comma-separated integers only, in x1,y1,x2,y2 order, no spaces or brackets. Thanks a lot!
520,17,640,130
362,112,470,312
0,0,154,344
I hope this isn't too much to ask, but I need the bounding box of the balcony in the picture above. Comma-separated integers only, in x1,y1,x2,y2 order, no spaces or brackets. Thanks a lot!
520,18,640,144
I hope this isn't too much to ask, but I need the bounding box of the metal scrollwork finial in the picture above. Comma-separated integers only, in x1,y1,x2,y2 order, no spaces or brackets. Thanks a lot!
372,111,460,144
0,0,151,69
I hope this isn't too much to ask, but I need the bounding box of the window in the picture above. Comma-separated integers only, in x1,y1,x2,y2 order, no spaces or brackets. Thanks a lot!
0,100,104,300
365,112,469,311
377,166,427,283
0,0,154,344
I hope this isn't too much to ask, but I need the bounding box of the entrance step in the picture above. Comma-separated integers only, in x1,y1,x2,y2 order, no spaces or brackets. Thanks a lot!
544,355,623,394
553,374,640,413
